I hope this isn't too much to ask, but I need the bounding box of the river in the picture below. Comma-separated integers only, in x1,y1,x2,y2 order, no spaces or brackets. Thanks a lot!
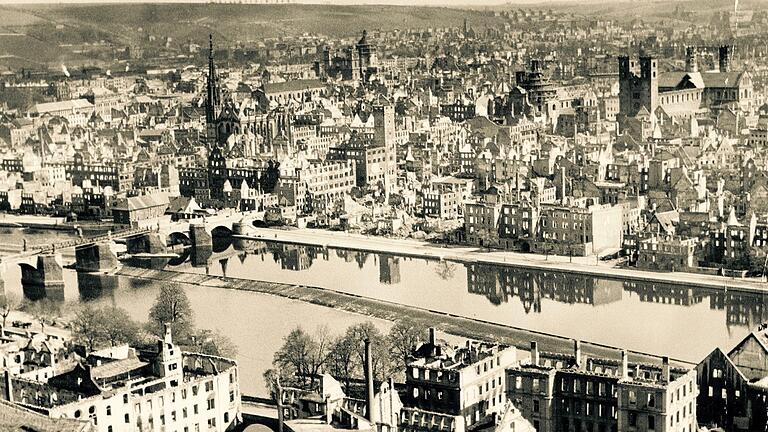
1,232,765,397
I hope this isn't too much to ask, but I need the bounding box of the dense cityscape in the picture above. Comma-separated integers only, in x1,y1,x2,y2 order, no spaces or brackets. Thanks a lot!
0,0,767,431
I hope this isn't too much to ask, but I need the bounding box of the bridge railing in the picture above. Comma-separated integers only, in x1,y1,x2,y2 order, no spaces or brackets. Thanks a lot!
31,226,153,253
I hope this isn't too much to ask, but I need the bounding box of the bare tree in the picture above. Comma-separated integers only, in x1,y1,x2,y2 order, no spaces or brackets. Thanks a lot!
0,292,22,328
387,317,425,376
148,284,194,339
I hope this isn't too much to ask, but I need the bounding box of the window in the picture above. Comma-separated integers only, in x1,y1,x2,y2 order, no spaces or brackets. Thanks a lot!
533,400,540,413
106,406,111,416
648,415,655,430
208,399,216,410
124,414,129,423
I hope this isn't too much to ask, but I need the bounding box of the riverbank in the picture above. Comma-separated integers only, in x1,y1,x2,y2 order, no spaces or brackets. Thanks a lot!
240,227,768,294
117,266,697,368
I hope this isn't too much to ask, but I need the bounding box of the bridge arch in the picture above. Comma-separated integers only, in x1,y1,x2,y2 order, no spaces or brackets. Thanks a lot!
211,226,233,254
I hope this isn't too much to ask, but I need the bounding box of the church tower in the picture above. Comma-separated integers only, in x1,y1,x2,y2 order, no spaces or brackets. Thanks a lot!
206,34,222,147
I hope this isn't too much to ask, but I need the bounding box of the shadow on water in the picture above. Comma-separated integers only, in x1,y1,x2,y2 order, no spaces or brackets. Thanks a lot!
77,272,119,302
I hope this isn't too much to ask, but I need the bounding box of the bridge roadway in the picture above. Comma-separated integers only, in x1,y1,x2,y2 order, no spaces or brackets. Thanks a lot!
166,210,262,237
0,227,152,263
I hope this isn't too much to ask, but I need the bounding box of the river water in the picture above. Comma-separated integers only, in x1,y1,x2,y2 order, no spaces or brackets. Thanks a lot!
1,230,766,396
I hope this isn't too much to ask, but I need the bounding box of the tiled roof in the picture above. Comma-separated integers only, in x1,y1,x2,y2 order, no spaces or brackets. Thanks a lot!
0,399,92,432
263,79,325,94
91,356,148,380
30,99,94,114
700,71,745,89
113,192,169,211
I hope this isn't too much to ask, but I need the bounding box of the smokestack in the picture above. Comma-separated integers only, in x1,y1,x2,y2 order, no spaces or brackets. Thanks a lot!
719,45,732,73
560,166,566,205
530,341,539,366
365,338,375,423
662,356,670,383
3,370,12,402
389,377,397,432
685,46,697,72
429,327,436,345
620,349,629,379
573,340,582,368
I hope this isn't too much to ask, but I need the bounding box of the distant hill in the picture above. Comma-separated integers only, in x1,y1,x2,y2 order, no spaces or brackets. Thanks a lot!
0,1,764,72
0,3,510,70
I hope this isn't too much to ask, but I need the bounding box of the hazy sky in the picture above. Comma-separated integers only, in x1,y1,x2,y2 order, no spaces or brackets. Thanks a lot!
0,0,595,4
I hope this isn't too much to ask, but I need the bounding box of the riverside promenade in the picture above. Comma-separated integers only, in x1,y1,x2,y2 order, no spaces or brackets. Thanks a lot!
117,265,697,368
240,227,768,294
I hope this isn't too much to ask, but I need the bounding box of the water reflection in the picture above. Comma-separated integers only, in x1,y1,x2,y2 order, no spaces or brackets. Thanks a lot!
157,239,768,334
77,272,118,301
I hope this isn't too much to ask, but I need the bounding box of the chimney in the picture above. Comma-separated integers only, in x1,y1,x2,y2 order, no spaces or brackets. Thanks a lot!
560,166,567,205
719,45,732,73
530,341,539,366
389,377,397,432
685,46,698,72
662,356,670,383
364,338,375,423
620,350,629,379
573,340,582,368
429,327,436,346
3,370,13,402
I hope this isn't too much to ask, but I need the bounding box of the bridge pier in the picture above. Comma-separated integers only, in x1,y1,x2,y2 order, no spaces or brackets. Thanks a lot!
126,233,167,255
232,220,248,250
18,254,65,300
75,243,119,273
190,223,213,267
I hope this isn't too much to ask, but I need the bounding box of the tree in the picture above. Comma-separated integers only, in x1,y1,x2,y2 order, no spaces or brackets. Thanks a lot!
101,307,141,347
327,334,358,390
387,318,425,376
192,329,238,359
72,306,104,351
344,322,391,383
273,327,314,386
272,326,333,387
305,326,333,386
148,284,194,340
0,292,22,328
73,305,141,351
23,299,61,335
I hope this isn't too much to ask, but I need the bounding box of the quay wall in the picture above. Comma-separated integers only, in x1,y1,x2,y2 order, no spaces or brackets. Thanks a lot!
116,266,698,368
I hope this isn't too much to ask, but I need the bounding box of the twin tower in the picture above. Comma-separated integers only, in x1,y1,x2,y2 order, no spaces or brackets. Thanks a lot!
618,45,734,119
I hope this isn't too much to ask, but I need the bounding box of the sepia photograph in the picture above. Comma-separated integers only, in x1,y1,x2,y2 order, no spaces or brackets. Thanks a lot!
0,0,766,430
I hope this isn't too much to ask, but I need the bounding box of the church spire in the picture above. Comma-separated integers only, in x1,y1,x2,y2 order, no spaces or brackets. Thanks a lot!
206,34,221,126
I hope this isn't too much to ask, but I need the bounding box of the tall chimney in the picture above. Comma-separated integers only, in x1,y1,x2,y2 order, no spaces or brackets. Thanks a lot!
3,370,13,401
429,327,436,345
530,341,539,366
719,45,732,73
662,356,670,383
685,46,698,72
389,377,397,432
365,338,375,423
573,340,582,368
560,166,567,205
620,349,629,379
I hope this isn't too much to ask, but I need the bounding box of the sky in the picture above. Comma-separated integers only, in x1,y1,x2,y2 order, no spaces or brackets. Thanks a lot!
0,0,612,4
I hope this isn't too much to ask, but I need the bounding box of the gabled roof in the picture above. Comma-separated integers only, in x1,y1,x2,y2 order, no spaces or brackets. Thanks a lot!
113,192,169,211
701,71,746,89
0,399,92,432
